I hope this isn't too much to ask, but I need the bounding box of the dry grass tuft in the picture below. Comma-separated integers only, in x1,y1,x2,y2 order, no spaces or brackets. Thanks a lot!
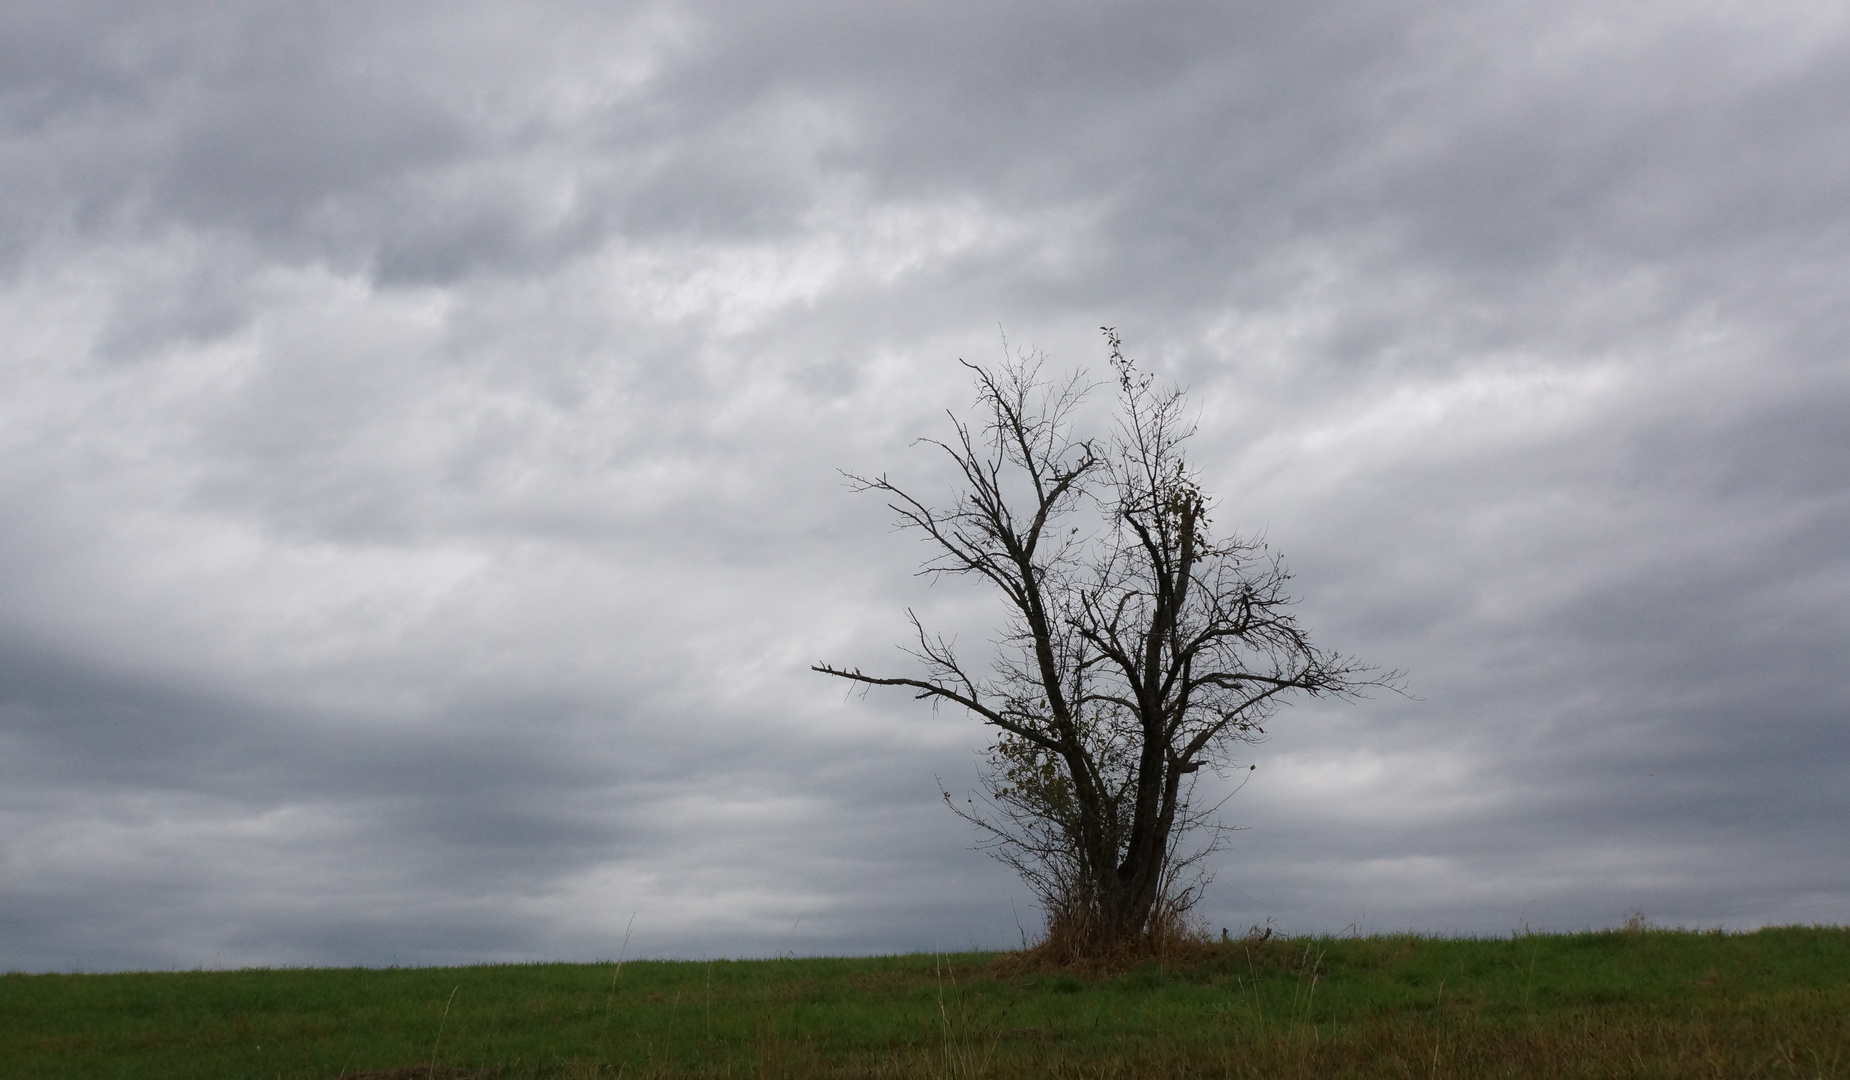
990,907,1285,976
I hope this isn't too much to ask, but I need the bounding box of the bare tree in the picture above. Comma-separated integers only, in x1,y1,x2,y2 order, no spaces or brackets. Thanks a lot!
816,330,1389,959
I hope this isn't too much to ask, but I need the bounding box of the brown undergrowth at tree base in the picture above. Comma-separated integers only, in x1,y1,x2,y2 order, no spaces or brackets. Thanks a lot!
992,930,1235,976
991,908,1289,975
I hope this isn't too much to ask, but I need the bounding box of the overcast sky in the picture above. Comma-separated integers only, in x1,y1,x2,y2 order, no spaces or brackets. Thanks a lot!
3,0,1847,972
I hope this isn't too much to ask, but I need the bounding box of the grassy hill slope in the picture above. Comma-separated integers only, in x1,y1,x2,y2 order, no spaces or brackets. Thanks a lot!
5,926,1847,1078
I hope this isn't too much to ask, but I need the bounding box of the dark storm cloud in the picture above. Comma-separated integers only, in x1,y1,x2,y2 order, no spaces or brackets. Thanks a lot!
1,0,1846,970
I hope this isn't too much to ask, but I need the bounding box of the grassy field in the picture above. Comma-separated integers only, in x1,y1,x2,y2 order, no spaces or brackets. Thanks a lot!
5,926,1847,1079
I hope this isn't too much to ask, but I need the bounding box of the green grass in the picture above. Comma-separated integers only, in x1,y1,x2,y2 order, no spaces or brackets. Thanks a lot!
5,926,1848,1078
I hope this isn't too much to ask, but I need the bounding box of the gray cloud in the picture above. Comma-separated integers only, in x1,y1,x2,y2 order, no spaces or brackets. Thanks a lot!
1,0,1846,971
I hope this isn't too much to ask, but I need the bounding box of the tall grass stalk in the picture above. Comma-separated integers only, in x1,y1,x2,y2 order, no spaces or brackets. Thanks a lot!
592,914,635,1067
426,984,458,1079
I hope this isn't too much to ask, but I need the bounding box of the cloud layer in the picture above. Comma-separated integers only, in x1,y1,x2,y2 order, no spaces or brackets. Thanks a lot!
2,0,1846,970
